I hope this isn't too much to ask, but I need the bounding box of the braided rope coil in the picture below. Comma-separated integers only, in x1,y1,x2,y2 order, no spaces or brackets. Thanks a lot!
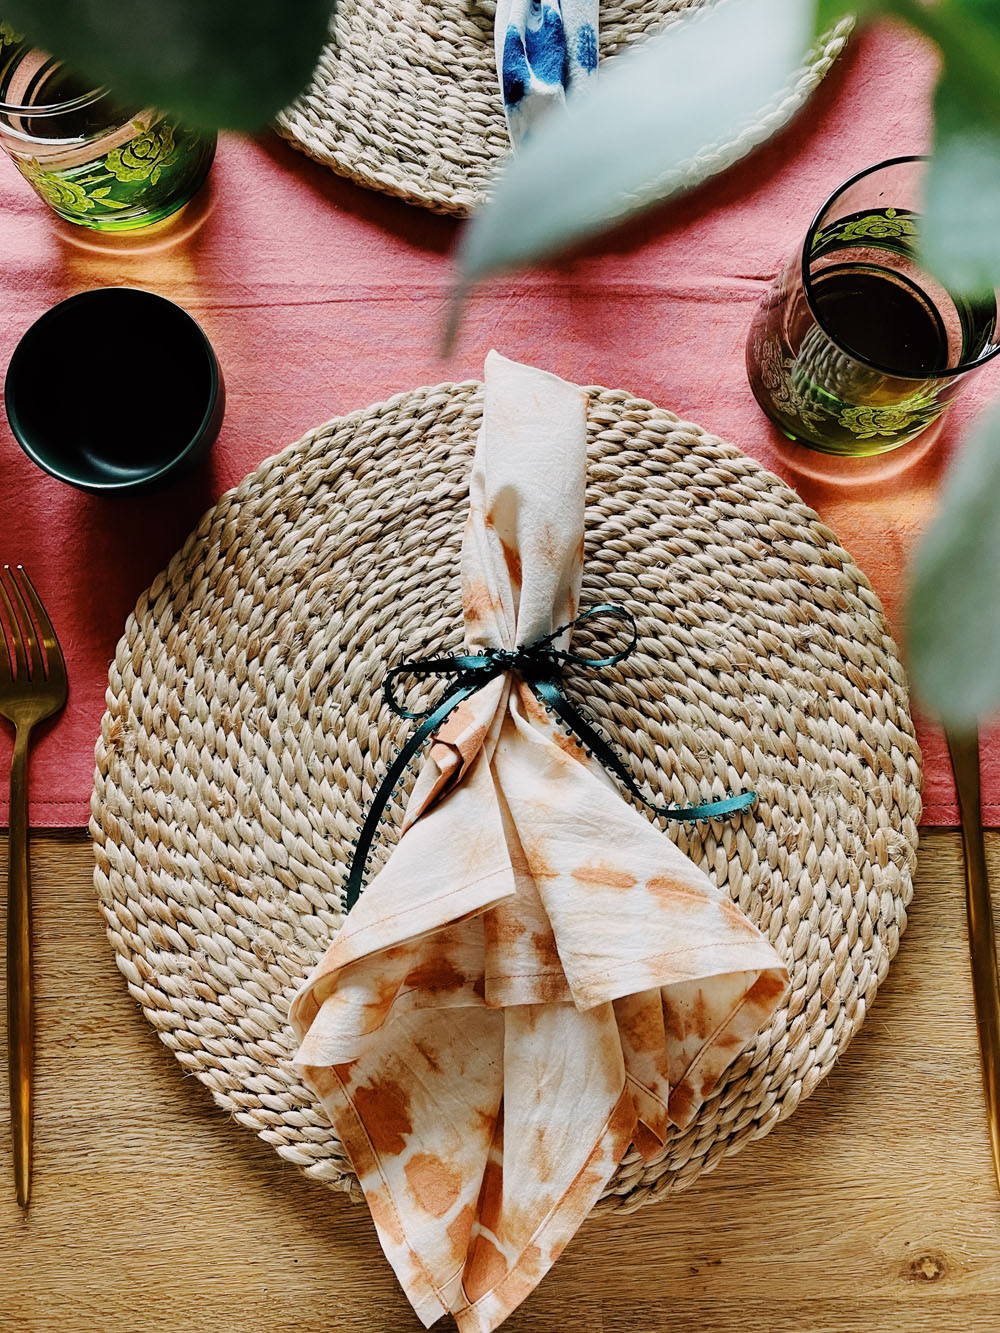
274,1,854,216
91,379,920,1213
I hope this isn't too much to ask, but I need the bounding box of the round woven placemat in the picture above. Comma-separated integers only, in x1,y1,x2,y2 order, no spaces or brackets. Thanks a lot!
91,379,920,1214
274,2,855,216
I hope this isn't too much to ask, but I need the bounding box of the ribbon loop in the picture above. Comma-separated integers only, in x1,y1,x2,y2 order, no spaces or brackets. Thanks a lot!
343,604,756,910
385,653,496,719
531,602,640,669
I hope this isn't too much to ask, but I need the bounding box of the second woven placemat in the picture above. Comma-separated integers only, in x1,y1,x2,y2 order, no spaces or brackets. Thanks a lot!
275,2,854,216
91,378,920,1213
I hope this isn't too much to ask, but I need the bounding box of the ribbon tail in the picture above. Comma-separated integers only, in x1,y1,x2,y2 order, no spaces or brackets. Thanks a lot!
344,679,484,911
530,678,755,823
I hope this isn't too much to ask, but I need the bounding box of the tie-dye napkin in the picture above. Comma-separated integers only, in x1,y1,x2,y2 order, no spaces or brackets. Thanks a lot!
495,0,599,145
291,351,789,1332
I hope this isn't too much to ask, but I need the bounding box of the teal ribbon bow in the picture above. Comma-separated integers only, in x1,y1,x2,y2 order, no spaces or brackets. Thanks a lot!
344,603,755,910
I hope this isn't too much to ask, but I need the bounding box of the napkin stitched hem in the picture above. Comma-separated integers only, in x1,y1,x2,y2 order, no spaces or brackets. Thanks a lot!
668,968,789,1127
320,1062,454,1327
626,1074,669,1115
674,971,781,1090
451,1085,634,1333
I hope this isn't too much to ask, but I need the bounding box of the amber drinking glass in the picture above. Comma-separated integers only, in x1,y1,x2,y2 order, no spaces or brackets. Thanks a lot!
747,156,1000,456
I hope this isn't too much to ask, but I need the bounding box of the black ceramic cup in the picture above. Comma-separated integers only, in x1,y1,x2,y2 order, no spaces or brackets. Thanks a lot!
4,286,224,492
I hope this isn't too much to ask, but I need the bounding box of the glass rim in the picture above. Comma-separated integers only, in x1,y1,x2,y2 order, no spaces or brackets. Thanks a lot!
0,84,108,117
0,43,109,118
800,153,1000,381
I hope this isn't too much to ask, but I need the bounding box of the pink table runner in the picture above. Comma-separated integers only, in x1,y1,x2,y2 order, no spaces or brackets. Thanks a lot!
0,21,994,829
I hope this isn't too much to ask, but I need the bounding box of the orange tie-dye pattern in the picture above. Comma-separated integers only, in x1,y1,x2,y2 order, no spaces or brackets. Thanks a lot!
291,352,790,1331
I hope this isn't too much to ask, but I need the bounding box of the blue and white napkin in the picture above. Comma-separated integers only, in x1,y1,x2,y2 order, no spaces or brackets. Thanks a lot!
495,0,599,146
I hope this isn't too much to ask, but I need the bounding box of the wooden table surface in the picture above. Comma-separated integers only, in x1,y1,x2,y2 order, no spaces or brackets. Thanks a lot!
2,829,999,1332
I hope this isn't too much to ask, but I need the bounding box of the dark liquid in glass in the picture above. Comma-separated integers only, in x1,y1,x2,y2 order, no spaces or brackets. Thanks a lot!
0,47,133,140
811,267,948,377
23,66,134,142
747,203,1000,455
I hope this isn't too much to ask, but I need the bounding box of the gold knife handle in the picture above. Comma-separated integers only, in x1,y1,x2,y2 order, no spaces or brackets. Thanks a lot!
947,728,1000,1193
7,726,33,1208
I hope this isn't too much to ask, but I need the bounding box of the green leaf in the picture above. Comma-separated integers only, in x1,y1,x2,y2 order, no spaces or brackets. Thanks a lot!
917,0,1000,298
907,399,1000,726
922,73,1000,298
0,0,333,130
815,0,874,33
457,0,818,289
889,0,1000,126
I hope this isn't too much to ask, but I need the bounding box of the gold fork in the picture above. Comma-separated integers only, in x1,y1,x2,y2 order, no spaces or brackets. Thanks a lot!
0,566,67,1207
945,726,1000,1194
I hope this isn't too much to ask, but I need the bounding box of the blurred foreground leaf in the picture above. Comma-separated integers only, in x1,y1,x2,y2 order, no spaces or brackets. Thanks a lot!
457,0,817,289
919,0,1000,298
907,400,1000,726
815,0,876,31
1,0,332,130
923,74,1000,299
895,0,1000,127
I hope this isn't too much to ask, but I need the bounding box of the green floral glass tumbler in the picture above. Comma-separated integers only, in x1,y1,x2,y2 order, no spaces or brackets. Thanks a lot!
0,31,215,231
746,156,1000,456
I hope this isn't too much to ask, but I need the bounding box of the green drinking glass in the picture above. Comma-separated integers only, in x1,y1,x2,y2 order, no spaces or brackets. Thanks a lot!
0,28,215,231
746,156,1000,457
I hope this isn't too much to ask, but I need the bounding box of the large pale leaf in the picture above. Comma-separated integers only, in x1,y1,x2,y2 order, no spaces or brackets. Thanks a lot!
457,0,817,285
907,400,1000,726
1,0,332,130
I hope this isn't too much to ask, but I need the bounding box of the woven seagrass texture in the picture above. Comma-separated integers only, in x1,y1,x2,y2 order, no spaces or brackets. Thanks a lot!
274,1,855,216
91,379,920,1214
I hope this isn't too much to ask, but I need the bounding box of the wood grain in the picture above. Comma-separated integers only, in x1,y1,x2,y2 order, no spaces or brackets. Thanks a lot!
2,830,1000,1332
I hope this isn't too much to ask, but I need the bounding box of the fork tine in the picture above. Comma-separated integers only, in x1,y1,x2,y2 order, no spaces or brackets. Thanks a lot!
0,568,26,679
14,566,64,681
7,566,43,680
0,580,11,685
